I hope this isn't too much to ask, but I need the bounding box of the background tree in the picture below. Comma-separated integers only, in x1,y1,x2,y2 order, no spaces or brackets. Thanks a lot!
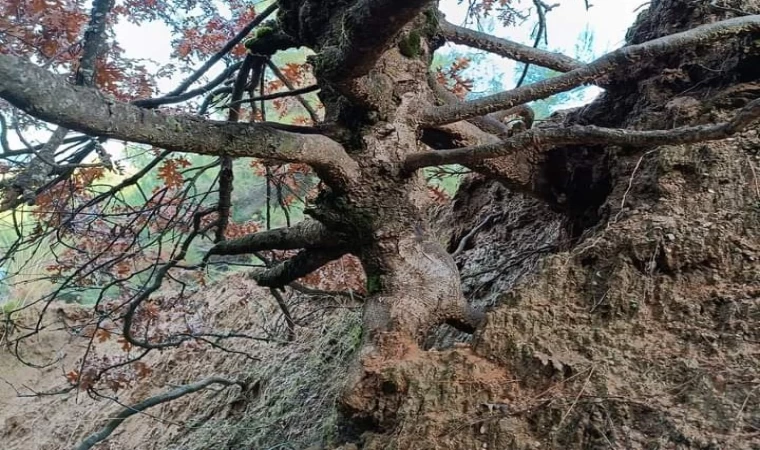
0,0,759,448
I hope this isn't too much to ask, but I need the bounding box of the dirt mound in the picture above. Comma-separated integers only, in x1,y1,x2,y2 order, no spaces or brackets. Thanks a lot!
336,111,760,447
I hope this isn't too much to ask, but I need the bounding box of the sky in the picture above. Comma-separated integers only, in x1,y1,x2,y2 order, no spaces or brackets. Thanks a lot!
441,0,645,53
438,0,647,106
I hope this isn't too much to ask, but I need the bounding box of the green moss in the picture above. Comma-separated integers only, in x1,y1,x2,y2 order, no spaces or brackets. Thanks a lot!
423,9,440,35
398,31,422,58
1,299,22,319
243,26,275,50
366,274,382,295
345,318,363,349
254,25,274,39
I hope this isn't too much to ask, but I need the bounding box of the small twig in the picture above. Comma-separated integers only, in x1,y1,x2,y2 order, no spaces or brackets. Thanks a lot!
615,149,658,223
74,377,240,450
223,84,320,107
707,0,753,16
558,365,596,428
745,154,760,199
589,289,610,313
270,288,295,341
451,214,494,257
733,384,758,431
514,0,552,89
265,60,320,123
163,3,278,97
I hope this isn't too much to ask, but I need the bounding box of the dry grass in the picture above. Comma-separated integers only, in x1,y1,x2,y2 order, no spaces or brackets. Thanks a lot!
172,308,364,450
0,231,55,330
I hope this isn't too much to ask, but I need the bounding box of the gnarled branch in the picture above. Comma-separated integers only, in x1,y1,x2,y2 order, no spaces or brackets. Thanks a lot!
419,113,538,194
0,54,360,190
422,15,760,126
250,248,348,288
407,98,760,171
439,18,582,73
207,220,344,256
423,74,540,191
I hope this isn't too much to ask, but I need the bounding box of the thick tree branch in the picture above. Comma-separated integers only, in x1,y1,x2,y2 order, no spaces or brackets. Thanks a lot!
423,72,538,190
75,0,115,86
207,220,344,256
215,54,260,242
1,0,115,210
249,248,347,288
317,0,432,81
439,18,582,73
0,114,10,153
427,74,511,137
422,15,760,126
407,98,760,171
0,54,360,190
419,111,537,193
424,76,535,190
74,377,239,450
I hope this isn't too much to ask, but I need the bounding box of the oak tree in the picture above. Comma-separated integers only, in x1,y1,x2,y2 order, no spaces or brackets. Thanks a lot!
1,0,759,446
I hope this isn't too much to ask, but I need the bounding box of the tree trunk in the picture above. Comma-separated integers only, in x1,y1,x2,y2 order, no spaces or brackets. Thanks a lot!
276,11,490,435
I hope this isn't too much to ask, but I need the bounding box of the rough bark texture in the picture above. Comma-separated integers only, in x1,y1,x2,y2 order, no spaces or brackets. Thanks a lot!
333,1,760,449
